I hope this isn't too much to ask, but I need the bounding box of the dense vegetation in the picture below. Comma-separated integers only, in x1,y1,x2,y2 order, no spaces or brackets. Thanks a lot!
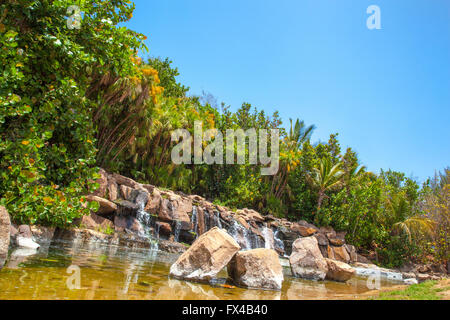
0,1,448,268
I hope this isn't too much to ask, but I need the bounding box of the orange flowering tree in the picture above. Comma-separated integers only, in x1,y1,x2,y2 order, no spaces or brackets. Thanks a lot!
0,0,145,226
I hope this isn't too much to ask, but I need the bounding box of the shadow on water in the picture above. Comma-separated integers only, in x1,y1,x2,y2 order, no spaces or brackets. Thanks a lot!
0,241,401,300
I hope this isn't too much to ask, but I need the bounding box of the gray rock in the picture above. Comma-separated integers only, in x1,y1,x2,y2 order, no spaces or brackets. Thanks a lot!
227,248,284,290
289,236,328,281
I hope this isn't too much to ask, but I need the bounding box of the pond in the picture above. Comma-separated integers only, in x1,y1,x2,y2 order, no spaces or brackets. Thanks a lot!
0,241,400,300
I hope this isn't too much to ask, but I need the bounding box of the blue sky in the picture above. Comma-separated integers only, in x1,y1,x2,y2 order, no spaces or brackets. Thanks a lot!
125,0,450,183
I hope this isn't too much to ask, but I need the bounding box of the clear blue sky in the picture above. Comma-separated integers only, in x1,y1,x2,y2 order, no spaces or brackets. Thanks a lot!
125,0,450,183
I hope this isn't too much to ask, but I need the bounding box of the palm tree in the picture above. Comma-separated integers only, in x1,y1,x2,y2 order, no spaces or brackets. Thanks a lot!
270,118,315,199
386,193,435,243
308,157,345,218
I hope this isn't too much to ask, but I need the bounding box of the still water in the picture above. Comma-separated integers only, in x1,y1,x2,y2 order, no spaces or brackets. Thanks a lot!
0,241,399,300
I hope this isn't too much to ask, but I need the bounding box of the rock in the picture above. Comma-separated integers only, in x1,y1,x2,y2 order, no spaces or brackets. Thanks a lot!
289,236,328,281
329,238,345,246
10,224,18,241
197,207,206,235
291,224,317,237
227,248,284,290
416,273,432,282
16,236,40,250
264,215,277,222
236,216,250,229
158,198,192,226
314,233,329,246
120,185,135,201
402,272,416,279
92,168,108,198
86,195,118,215
18,225,32,238
30,226,55,244
157,222,172,237
111,173,140,189
116,200,139,216
429,263,446,274
144,188,162,214
328,245,351,263
319,245,328,258
107,176,119,201
345,244,358,263
0,206,11,267
404,278,418,285
169,227,240,281
325,258,356,282
79,213,114,231
114,216,143,234
418,265,430,273
356,253,371,264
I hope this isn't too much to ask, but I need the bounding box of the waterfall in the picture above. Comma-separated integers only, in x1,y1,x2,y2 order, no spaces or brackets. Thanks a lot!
204,211,210,232
274,229,285,255
136,202,152,237
174,220,182,243
227,220,252,250
191,206,198,236
262,226,274,249
135,196,159,257
214,211,222,229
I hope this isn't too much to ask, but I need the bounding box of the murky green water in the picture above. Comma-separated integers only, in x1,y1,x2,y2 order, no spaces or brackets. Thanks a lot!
0,241,399,300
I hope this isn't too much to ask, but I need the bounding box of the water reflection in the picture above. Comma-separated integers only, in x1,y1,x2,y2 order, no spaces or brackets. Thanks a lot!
0,241,401,300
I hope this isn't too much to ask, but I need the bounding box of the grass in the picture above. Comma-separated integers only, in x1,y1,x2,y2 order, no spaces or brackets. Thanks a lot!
370,280,450,300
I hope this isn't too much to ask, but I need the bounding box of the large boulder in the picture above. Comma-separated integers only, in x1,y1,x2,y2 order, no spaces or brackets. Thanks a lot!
325,258,356,282
289,236,328,281
169,227,240,281
0,206,11,267
227,248,284,290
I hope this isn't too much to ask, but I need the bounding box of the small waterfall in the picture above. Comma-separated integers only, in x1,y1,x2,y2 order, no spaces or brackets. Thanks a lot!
214,211,222,229
274,229,285,255
191,206,198,236
135,197,159,257
136,202,152,237
228,220,252,250
204,211,210,232
174,220,182,243
262,226,274,249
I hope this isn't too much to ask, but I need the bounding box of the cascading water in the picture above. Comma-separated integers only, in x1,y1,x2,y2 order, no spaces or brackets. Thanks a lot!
214,211,222,229
262,226,274,249
173,220,182,243
274,229,286,256
204,211,211,232
227,220,252,250
134,195,159,257
191,206,198,236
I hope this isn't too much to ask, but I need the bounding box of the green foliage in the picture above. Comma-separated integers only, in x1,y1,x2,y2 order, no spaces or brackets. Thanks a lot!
0,0,145,226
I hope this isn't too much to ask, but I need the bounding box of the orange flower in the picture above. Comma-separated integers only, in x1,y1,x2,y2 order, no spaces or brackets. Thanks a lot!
21,140,30,146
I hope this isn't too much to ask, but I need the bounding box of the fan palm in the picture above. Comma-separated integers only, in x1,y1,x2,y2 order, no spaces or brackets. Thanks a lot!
387,193,435,242
308,157,345,214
